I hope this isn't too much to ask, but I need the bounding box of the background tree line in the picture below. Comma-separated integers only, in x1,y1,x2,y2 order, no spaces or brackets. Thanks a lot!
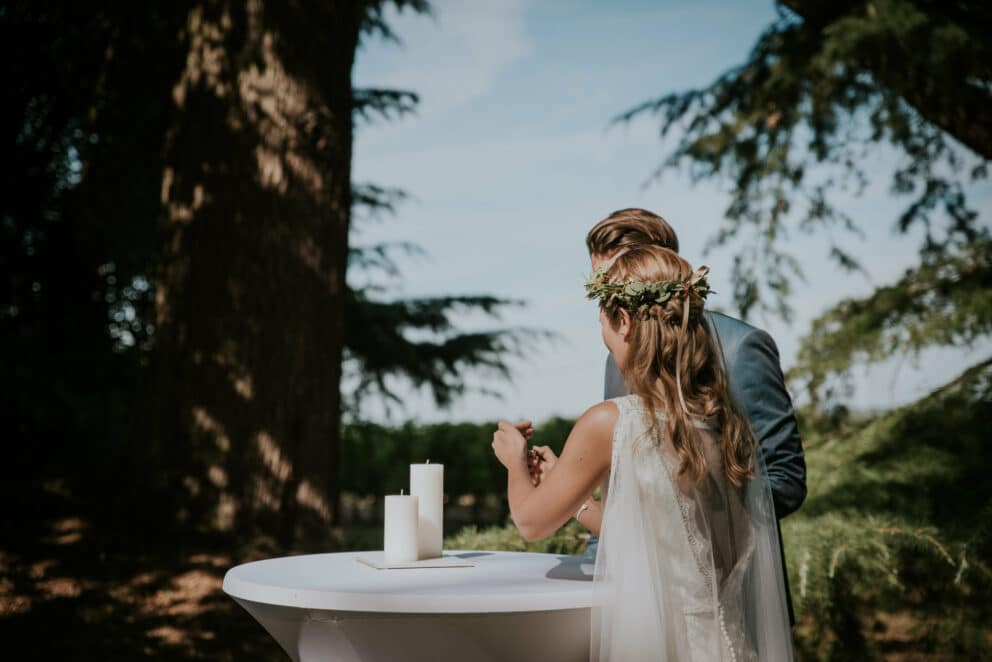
338,416,573,519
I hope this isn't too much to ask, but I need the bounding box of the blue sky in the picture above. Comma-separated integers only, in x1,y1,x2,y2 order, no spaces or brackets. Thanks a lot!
349,0,991,424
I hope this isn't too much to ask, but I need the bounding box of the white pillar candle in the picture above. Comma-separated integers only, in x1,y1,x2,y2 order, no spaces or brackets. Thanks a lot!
384,493,419,564
410,461,444,560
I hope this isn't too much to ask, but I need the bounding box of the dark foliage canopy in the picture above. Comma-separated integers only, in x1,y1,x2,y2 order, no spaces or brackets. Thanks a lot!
618,0,990,322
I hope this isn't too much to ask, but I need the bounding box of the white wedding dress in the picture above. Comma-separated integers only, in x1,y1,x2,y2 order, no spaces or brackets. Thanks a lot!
591,395,794,661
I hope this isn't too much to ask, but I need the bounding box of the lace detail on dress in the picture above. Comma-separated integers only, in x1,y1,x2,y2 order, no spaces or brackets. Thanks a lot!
668,468,715,592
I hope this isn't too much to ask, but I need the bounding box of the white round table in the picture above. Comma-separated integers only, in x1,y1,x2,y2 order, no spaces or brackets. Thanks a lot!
223,550,595,662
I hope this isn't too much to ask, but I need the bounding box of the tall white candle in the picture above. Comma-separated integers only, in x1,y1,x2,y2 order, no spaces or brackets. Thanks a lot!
410,461,444,560
384,493,419,564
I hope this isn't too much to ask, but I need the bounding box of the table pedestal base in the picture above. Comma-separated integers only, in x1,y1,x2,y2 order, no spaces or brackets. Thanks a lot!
235,599,591,662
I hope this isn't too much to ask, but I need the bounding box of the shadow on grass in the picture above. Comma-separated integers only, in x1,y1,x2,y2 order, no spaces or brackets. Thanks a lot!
0,481,403,660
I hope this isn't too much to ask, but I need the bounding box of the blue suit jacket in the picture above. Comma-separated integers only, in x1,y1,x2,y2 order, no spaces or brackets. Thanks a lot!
603,310,806,622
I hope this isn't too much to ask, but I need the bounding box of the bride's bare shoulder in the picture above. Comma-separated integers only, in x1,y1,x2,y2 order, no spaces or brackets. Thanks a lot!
574,401,620,439
560,401,619,464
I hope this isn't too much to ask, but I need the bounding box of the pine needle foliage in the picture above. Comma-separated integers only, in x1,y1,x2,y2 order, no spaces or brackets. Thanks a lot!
347,184,544,413
790,236,992,406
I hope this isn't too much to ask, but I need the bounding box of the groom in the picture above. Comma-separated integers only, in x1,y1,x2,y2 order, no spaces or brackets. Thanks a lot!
587,207,807,623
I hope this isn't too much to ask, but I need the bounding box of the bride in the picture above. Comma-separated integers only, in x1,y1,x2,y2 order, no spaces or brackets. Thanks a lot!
491,245,793,661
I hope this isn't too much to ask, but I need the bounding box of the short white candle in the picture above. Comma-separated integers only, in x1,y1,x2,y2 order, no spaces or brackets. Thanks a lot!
410,461,444,560
384,492,419,564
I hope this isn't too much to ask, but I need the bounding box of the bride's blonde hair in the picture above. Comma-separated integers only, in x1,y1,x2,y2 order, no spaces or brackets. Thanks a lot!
600,246,755,486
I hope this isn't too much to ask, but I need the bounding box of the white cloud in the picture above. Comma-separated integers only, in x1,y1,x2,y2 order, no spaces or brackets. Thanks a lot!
355,0,533,119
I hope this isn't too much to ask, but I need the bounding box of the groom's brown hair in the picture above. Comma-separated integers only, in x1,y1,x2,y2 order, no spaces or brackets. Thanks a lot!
585,208,679,256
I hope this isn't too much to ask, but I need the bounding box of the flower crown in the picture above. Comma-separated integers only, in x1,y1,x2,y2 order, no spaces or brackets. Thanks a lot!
584,264,713,316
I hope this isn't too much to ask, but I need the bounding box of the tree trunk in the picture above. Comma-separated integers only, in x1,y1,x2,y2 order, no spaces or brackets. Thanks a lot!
141,0,360,545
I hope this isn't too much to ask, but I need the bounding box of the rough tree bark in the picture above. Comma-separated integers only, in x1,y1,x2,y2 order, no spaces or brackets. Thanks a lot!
143,0,361,544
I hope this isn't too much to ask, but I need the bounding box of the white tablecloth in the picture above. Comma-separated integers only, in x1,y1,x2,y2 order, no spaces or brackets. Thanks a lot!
223,550,594,661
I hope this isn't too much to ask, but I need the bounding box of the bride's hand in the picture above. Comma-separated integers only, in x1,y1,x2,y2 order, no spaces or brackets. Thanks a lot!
529,445,558,486
512,420,534,440
492,420,527,469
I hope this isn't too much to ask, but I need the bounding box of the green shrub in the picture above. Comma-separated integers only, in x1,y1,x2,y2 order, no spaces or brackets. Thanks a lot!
784,358,992,658
445,517,589,556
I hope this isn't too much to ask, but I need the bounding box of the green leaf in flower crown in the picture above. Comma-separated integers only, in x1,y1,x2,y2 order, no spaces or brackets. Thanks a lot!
585,268,716,312
624,282,645,296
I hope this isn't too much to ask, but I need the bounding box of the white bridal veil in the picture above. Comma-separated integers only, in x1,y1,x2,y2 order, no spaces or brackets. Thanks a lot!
591,395,794,661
